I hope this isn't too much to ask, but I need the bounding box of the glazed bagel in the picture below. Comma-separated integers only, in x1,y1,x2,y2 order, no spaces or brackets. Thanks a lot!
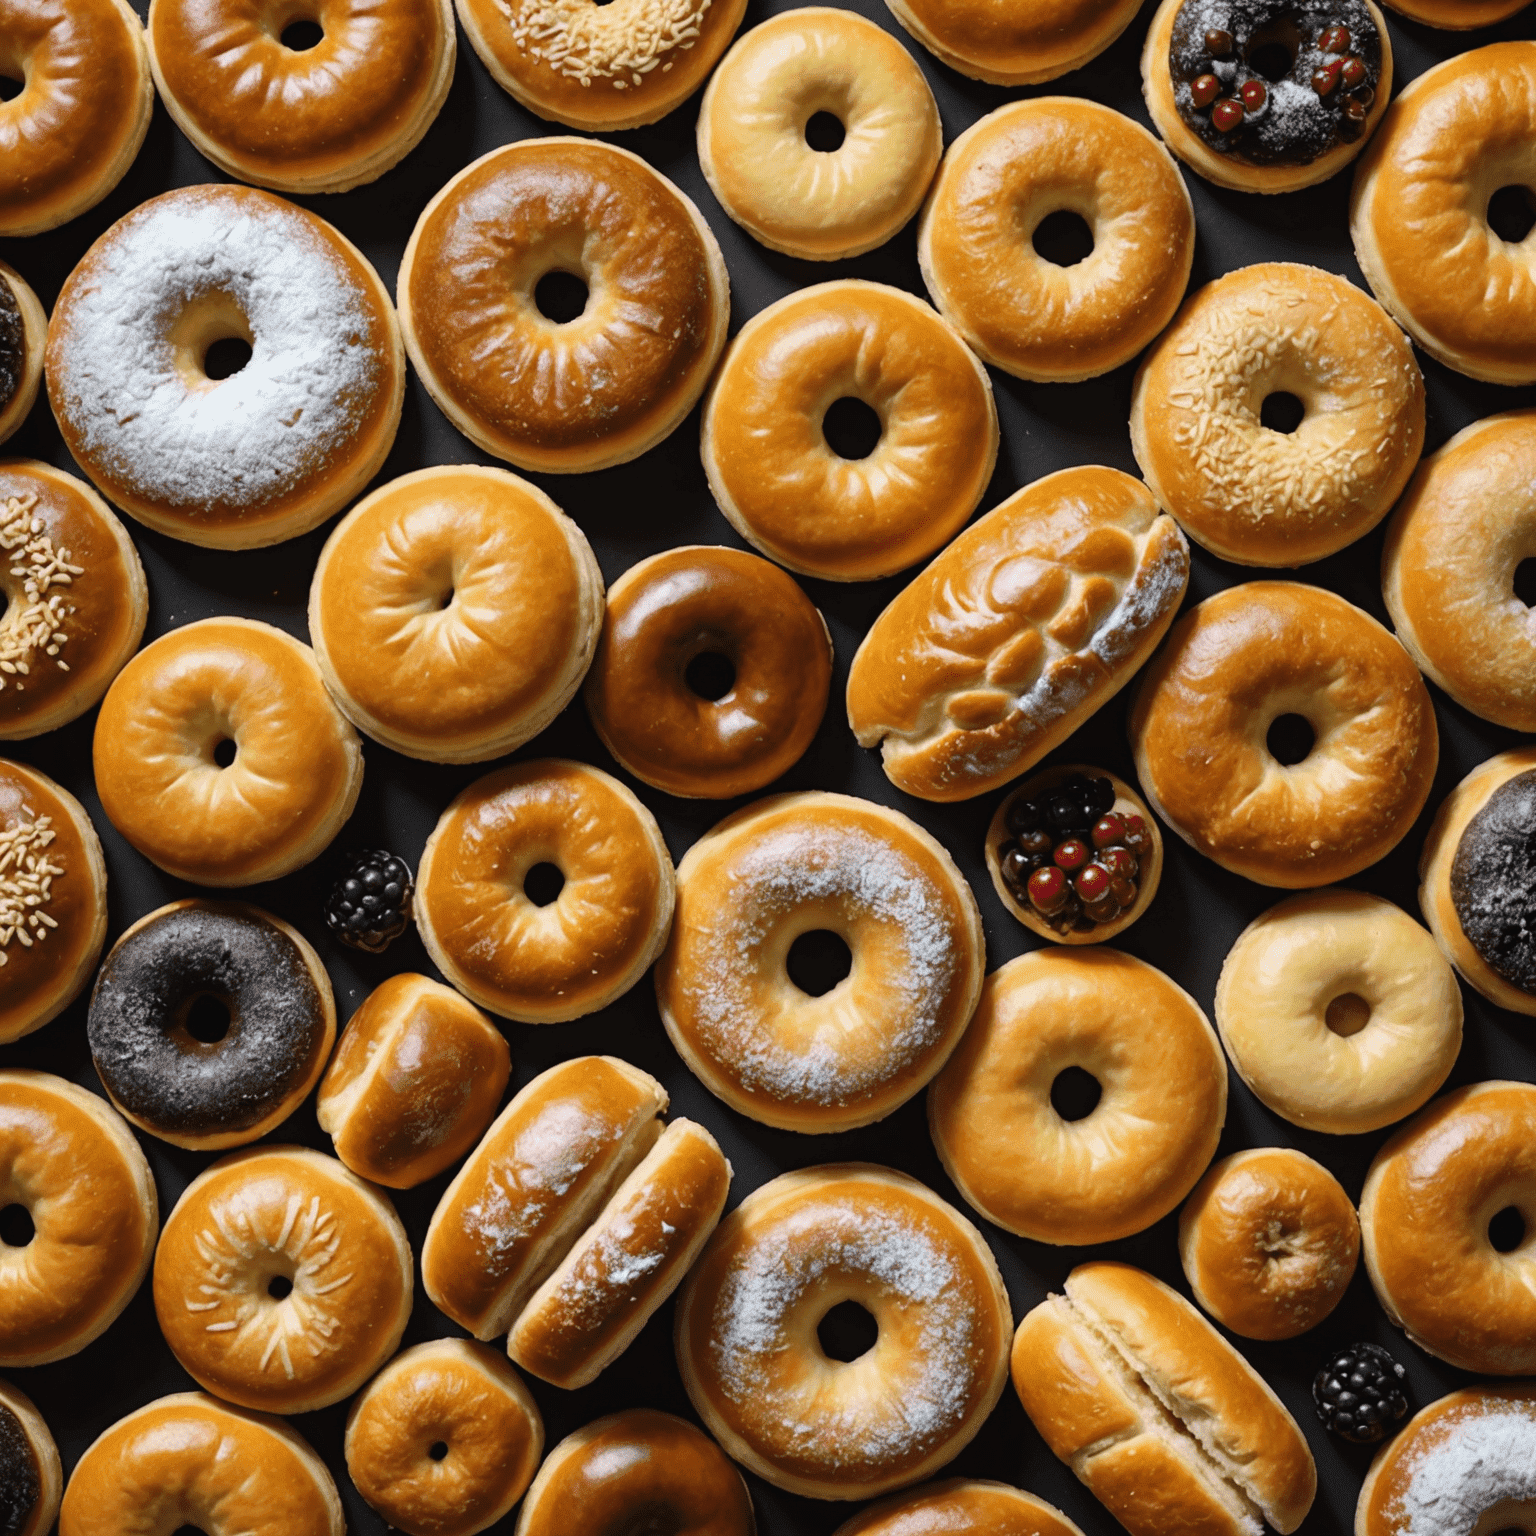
310,465,604,763
1379,0,1530,23
920,98,1194,384
697,9,941,261
0,0,152,237
1215,890,1462,1134
1361,1081,1536,1374
400,140,729,474
1131,264,1424,566
47,185,404,548
1130,583,1438,887
884,0,1141,84
0,1070,156,1367
834,1480,1086,1536
0,1378,60,1536
0,264,45,444
929,948,1227,1245
702,281,996,582
1351,42,1536,385
92,617,364,887
676,1164,1012,1501
147,0,455,193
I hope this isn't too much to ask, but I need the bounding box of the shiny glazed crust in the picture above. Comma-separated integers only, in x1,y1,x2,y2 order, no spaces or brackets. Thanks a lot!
1131,264,1424,566
0,265,45,446
884,0,1141,84
848,466,1189,803
920,99,1194,383
1380,0,1530,23
832,1480,1086,1536
0,1378,60,1536
929,948,1226,1245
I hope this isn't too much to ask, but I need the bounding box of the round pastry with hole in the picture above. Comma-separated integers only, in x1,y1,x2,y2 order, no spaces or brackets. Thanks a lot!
0,0,152,237
1352,43,1536,385
1215,890,1462,1134
416,760,675,1024
0,1378,59,1536
400,140,729,474
345,1339,543,1536
1361,1081,1536,1375
1379,0,1530,24
655,791,984,1134
92,617,364,886
697,9,941,261
1143,0,1392,194
0,263,45,446
310,465,604,763
920,99,1194,384
46,185,403,548
676,1164,1011,1501
884,0,1141,84
154,1145,412,1414
584,545,833,800
147,0,454,193
930,948,1226,1245
1129,583,1438,887
986,765,1163,945
0,1070,157,1368
1131,264,1424,566
834,1480,1086,1536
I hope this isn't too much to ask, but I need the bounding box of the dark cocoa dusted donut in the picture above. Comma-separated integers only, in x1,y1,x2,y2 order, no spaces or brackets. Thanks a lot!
0,281,23,423
1451,769,1536,994
0,1378,60,1536
87,900,336,1151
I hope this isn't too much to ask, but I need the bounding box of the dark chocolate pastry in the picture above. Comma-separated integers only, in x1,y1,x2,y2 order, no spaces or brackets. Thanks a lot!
0,1400,39,1536
1451,769,1536,995
0,277,22,421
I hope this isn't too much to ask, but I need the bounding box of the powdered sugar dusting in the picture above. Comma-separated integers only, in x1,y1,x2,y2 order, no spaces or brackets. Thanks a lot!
1394,1404,1536,1536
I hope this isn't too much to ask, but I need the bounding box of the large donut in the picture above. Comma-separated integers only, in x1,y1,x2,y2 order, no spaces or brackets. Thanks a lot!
1379,0,1529,25
884,0,1142,84
833,1480,1086,1536
0,262,46,446
0,1378,60,1536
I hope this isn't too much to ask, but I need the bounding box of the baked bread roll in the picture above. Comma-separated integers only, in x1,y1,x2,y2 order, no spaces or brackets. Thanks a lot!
833,1480,1085,1536
884,0,1142,83
0,1378,60,1536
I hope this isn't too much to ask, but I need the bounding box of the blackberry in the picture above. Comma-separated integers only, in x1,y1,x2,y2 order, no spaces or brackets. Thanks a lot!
1313,1342,1409,1443
326,850,414,954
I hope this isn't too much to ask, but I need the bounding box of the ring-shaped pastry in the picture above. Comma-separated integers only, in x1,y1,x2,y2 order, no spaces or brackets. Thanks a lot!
0,263,46,446
834,1480,1086,1536
1379,0,1530,24
884,0,1142,84
0,1378,60,1536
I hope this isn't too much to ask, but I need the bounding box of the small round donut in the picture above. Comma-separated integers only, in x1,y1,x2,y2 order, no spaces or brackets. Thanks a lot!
656,791,984,1134
1380,0,1530,24
0,1070,157,1367
929,948,1226,1246
0,1378,60,1536
0,263,45,445
920,99,1194,384
59,1391,343,1536
515,1409,755,1536
153,1145,413,1414
0,0,152,237
1129,582,1439,888
1351,43,1536,386
88,900,336,1152
416,759,675,1024
884,0,1141,84
345,1339,544,1536
92,617,364,887
0,760,106,1044
697,10,941,261
310,465,604,763
1131,264,1423,566
147,0,454,194
833,1480,1085,1536
1178,1147,1359,1341
1216,890,1462,1134
1361,1081,1536,1375
400,140,729,474
584,545,832,800
46,185,404,548
701,281,997,582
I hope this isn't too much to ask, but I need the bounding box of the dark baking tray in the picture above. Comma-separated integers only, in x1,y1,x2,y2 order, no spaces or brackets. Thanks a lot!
5,0,1536,1529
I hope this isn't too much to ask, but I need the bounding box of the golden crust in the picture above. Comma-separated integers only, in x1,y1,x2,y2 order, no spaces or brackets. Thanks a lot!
883,0,1141,84
832,1480,1086,1536
0,264,45,447
1379,0,1529,22
0,1377,60,1536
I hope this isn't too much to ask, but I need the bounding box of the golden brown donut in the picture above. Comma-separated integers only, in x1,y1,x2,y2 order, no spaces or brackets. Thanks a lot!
848,467,1189,803
833,1480,1085,1536
584,545,832,800
0,761,106,1044
317,973,510,1190
0,1070,156,1367
676,1164,1012,1501
345,1340,544,1536
148,0,454,193
515,1409,756,1536
0,264,45,445
701,280,997,582
153,1145,413,1414
1131,264,1424,566
929,948,1226,1245
93,616,363,887
400,140,729,474
60,1392,343,1536
309,465,604,763
1380,0,1529,23
1361,1081,1536,1374
884,0,1141,84
1351,43,1536,385
920,99,1194,384
1178,1147,1359,1341
1130,583,1438,887
0,0,152,237
0,1377,60,1536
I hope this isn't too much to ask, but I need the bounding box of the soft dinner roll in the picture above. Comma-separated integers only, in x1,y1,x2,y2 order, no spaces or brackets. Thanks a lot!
0,1377,60,1536
833,1480,1086,1536
0,263,46,446
884,0,1142,83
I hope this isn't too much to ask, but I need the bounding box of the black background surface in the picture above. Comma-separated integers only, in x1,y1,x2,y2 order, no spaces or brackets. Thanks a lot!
3,0,1536,1530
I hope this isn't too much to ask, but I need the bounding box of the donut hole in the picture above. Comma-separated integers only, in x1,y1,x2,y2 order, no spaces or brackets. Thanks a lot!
0,1203,34,1247
1050,1065,1102,1122
804,111,846,153
1260,391,1305,435
1266,713,1315,767
267,1274,294,1300
280,18,325,50
523,861,566,908
786,929,853,997
1489,1206,1528,1253
816,1299,878,1362
1325,991,1372,1038
428,1440,450,1462
684,650,735,701
1032,210,1095,269
203,336,253,381
0,73,23,102
183,994,232,1045
534,270,590,325
212,736,238,768
1488,185,1536,245
1513,557,1536,607
822,397,882,461
1245,18,1300,81
172,1527,209,1536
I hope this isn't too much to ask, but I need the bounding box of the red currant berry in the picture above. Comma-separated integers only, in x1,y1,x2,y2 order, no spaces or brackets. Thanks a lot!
1240,79,1268,110
1319,23,1351,52
1204,26,1234,54
1312,59,1342,95
1101,847,1138,881
1075,863,1111,903
1053,838,1089,873
1190,72,1221,108
1212,98,1246,131
1028,865,1067,912
1340,56,1367,88
1091,813,1126,849
1019,828,1054,857
1084,897,1120,924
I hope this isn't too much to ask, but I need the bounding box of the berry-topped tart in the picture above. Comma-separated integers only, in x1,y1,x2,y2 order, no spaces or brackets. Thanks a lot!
1141,0,1392,192
985,764,1163,945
